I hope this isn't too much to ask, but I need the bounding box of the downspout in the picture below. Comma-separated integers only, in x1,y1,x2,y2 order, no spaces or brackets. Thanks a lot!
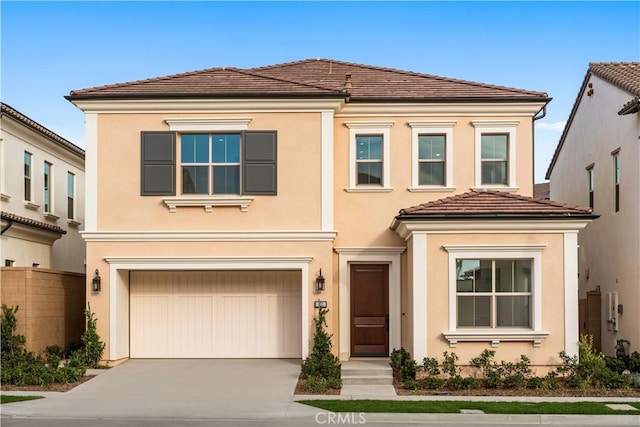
532,106,547,191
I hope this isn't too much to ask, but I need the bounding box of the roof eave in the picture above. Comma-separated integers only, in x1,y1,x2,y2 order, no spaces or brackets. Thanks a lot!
395,213,599,221
65,92,347,101
347,96,551,104
618,97,640,115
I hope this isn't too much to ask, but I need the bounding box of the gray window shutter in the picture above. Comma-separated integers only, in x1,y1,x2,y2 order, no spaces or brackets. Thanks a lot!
141,132,176,195
242,131,277,195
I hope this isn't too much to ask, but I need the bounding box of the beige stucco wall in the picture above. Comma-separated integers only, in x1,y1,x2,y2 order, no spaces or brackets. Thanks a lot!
549,75,640,356
418,232,566,370
0,267,86,354
95,113,322,231
333,115,535,247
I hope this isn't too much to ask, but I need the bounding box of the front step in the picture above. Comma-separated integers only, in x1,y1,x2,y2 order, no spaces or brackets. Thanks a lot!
341,360,393,386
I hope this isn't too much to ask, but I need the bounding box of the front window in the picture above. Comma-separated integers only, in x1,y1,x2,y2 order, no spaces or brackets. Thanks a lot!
418,135,446,185
24,152,32,201
181,133,240,195
67,172,75,219
44,162,52,213
481,134,508,185
356,135,383,185
456,259,532,328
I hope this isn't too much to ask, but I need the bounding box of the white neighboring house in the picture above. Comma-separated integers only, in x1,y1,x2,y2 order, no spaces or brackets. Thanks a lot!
546,62,640,357
0,103,85,273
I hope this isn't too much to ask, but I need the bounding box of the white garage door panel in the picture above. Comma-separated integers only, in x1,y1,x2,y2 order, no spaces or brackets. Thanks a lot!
130,271,301,358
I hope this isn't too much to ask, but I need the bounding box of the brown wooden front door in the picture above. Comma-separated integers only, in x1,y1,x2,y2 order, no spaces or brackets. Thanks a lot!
350,264,389,356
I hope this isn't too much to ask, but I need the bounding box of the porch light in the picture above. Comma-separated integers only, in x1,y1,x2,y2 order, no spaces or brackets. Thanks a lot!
315,269,325,292
92,269,101,292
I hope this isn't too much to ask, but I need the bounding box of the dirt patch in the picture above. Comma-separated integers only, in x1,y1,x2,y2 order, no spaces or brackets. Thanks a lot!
1,375,95,393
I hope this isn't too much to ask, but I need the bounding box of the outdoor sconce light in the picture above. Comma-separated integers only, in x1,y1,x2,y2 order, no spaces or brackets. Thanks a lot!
315,269,325,292
92,269,101,292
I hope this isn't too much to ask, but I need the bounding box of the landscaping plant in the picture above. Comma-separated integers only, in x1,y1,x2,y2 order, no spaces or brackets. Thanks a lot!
81,306,106,368
300,308,341,393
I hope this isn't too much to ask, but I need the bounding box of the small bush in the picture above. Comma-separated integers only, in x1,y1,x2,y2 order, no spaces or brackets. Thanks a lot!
628,352,640,373
390,347,417,381
525,376,544,390
449,375,476,390
422,357,440,376
390,348,411,371
403,379,420,390
300,308,341,389
421,376,444,390
304,375,329,393
441,351,460,378
81,308,106,368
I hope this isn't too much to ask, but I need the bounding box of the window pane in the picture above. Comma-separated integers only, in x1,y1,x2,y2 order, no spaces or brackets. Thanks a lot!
497,296,530,327
458,296,491,327
212,134,240,163
356,135,382,160
182,166,208,194
514,260,531,292
481,134,508,159
418,135,445,160
456,260,491,292
482,161,507,185
213,166,240,194
419,162,445,185
181,134,209,163
24,152,31,176
357,162,382,185
495,260,513,292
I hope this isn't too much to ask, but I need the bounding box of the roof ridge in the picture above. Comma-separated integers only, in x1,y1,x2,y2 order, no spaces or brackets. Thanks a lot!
250,58,547,97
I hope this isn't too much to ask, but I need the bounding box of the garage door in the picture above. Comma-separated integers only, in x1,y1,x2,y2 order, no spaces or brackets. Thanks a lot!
130,270,302,358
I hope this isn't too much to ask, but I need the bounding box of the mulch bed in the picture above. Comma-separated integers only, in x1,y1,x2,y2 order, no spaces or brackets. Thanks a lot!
1,375,95,392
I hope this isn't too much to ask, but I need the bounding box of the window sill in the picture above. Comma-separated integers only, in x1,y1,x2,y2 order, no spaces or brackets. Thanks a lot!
408,187,456,193
67,219,82,227
344,187,393,193
24,201,40,210
471,186,520,193
163,196,254,213
442,330,549,348
0,193,10,202
44,212,60,221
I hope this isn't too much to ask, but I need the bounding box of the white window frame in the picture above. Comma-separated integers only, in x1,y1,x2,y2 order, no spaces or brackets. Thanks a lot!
586,163,595,209
442,244,548,348
408,121,456,192
23,151,39,209
44,161,53,213
612,149,620,213
344,121,394,192
472,120,519,191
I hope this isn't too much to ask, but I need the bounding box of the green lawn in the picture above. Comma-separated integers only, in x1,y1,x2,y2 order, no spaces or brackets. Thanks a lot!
301,400,640,415
1,395,44,404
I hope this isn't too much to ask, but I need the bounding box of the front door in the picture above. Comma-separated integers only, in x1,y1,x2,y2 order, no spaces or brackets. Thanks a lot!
350,264,389,356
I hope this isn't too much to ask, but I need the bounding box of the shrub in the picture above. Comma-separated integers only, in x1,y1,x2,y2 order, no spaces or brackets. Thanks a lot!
628,352,640,373
450,375,477,390
470,349,496,379
441,351,460,378
403,379,420,390
304,375,329,393
390,348,411,370
390,347,417,381
81,308,106,368
422,357,440,376
1,305,26,358
300,308,341,388
421,376,445,390
525,376,544,390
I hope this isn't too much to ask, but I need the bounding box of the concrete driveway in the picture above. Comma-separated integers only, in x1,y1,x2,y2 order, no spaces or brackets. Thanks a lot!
1,359,318,420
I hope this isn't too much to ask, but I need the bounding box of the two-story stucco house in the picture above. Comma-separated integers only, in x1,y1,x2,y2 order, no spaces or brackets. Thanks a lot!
68,59,595,368
1,102,86,273
547,62,640,357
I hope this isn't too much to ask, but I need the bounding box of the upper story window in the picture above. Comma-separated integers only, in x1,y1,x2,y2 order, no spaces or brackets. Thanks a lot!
456,259,532,328
356,135,383,185
67,172,75,220
181,134,241,195
344,121,393,192
472,120,518,190
44,161,52,213
408,121,456,192
612,150,620,212
481,134,508,185
24,152,32,201
586,164,594,209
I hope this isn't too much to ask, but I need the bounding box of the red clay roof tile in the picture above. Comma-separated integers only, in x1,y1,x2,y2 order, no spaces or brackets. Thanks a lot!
1,211,67,234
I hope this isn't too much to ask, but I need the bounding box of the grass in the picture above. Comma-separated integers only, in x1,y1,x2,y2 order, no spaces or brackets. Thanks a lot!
1,395,44,404
301,400,640,415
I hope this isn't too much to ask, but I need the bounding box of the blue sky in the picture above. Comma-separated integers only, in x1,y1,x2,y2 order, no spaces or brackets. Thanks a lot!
2,1,639,182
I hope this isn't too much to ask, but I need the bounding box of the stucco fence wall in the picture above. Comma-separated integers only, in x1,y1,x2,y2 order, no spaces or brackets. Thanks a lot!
1,267,86,354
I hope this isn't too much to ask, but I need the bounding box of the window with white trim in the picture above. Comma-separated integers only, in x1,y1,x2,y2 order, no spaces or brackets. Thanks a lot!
44,161,52,213
24,152,32,201
344,121,393,191
456,259,531,328
181,133,240,195
472,121,518,189
67,172,75,220
408,121,456,191
613,151,620,212
587,164,594,209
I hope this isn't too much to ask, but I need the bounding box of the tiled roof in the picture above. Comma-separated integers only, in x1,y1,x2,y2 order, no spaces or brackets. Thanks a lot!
1,211,67,234
0,103,85,159
545,62,640,179
68,58,549,101
589,62,640,97
397,190,594,218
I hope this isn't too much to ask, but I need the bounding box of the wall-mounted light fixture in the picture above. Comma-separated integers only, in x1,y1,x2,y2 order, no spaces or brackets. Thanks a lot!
92,269,101,292
315,269,325,292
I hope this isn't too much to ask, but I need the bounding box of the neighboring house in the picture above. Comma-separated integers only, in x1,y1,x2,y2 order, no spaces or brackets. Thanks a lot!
533,182,550,200
0,103,87,353
0,102,86,273
67,59,595,367
546,62,640,357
